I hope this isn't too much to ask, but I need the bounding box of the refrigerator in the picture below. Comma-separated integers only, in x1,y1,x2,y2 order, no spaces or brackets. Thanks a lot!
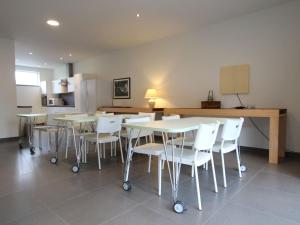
74,74,97,113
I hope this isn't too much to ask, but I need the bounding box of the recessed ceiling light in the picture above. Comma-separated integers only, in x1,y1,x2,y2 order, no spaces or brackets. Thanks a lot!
59,57,63,60
47,19,60,27
28,52,33,55
136,13,140,18
69,53,72,57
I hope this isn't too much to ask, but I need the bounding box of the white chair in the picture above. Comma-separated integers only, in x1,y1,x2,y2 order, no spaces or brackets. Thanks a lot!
84,116,123,170
162,115,195,147
95,112,114,117
121,112,155,151
92,112,116,159
138,112,156,143
126,117,165,196
213,118,244,188
33,114,65,151
65,114,89,159
95,111,106,116
162,115,197,177
160,122,220,210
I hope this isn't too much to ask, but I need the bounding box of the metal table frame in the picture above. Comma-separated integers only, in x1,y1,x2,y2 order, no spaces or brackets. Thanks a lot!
17,113,47,154
122,117,227,213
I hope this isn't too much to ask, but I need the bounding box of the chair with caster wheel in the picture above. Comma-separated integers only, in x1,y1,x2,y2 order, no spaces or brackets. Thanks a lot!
124,116,165,196
159,122,220,210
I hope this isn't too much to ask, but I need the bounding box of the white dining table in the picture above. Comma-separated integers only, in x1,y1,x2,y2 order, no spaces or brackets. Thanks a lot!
122,116,228,213
17,113,47,154
51,114,148,171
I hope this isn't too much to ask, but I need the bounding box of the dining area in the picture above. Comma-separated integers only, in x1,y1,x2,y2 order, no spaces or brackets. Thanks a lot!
17,110,247,214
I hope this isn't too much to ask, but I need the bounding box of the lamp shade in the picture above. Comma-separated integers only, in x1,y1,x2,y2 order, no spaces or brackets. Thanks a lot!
144,89,158,99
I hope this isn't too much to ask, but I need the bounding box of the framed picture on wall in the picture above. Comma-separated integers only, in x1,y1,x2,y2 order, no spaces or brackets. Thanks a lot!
113,77,131,99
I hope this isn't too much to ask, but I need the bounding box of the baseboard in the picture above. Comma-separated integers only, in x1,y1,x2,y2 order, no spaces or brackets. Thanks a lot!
240,146,268,152
0,137,19,143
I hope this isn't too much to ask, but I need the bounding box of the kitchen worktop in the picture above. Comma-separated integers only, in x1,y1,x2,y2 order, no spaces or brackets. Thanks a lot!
46,105,75,107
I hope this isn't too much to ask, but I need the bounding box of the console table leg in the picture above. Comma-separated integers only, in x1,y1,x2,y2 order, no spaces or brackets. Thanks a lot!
269,116,279,164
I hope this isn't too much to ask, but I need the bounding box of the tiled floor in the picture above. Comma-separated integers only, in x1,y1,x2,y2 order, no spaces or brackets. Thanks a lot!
0,141,300,225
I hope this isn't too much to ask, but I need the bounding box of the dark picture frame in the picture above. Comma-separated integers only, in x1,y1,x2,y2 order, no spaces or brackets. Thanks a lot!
113,77,131,99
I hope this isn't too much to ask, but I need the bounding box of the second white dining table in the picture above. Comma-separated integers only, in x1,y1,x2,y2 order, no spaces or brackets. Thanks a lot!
122,116,229,213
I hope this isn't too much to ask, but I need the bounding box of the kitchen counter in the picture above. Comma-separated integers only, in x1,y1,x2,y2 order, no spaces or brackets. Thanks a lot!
46,105,75,107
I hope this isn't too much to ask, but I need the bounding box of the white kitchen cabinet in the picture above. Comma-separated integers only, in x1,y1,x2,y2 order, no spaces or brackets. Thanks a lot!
67,77,75,92
41,81,47,95
52,80,61,94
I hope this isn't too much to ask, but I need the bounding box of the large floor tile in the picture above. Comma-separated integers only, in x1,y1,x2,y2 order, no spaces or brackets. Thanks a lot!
52,184,138,225
204,202,300,225
231,184,300,223
0,190,45,224
101,205,182,225
4,209,68,225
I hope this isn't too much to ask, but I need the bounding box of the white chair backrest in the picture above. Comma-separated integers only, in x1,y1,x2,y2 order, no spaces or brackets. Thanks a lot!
194,122,220,151
125,117,153,139
95,111,106,116
138,112,155,121
162,115,180,121
221,118,244,141
96,116,123,134
95,112,114,117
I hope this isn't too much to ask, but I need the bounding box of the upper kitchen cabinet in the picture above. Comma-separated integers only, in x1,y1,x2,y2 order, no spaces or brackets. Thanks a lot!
40,81,47,95
67,77,75,92
52,79,68,94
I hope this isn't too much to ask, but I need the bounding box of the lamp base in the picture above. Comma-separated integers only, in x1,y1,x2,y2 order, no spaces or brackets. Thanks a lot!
148,101,156,108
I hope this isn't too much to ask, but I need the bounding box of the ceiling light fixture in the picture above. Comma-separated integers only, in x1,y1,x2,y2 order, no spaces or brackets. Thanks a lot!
69,53,72,57
59,57,63,60
136,13,140,18
28,52,33,55
47,19,60,27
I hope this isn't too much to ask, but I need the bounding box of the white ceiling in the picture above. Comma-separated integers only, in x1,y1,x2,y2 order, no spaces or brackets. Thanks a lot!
0,0,292,69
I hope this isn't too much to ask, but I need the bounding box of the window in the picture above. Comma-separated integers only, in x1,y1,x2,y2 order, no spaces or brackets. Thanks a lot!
15,70,40,86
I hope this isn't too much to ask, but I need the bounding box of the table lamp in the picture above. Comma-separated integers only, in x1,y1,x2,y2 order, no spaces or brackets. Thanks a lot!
144,89,158,108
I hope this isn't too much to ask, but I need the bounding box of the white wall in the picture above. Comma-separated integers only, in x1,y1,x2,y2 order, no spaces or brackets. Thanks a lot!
74,1,300,152
15,65,54,82
16,86,42,112
15,65,54,112
0,38,18,138
53,64,68,79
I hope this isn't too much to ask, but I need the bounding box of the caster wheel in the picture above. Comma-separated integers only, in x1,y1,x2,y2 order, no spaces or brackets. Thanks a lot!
173,201,186,214
122,181,132,191
72,165,80,173
240,164,247,172
50,157,58,164
30,147,35,155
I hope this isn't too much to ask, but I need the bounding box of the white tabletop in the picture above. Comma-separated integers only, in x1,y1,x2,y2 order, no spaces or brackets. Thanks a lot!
54,116,97,123
17,113,47,117
122,117,229,133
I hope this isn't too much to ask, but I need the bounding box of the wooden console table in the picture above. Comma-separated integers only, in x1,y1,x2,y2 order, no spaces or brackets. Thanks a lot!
97,107,164,114
164,108,287,164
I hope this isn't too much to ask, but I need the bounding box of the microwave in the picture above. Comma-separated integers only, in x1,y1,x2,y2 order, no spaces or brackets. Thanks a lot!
48,98,63,106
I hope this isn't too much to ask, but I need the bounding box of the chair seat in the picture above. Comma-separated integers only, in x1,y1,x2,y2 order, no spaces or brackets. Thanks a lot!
84,133,118,143
34,126,60,133
212,141,236,154
120,129,128,138
167,136,194,147
133,143,165,156
161,147,211,166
